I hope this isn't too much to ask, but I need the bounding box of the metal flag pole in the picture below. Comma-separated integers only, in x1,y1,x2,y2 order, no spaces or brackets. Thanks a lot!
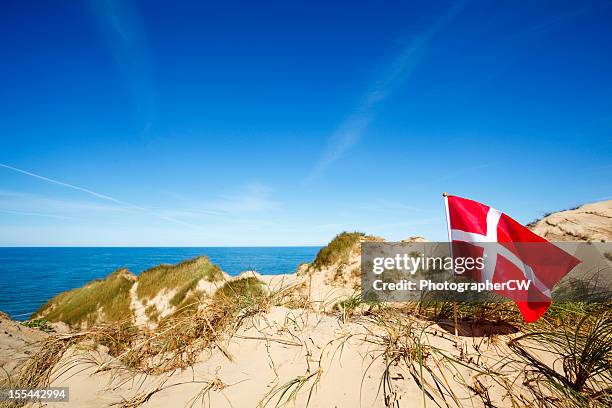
442,192,459,337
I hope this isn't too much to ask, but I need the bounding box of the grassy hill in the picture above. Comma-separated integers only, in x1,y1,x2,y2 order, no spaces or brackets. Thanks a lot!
32,256,226,328
32,268,136,327
136,256,225,307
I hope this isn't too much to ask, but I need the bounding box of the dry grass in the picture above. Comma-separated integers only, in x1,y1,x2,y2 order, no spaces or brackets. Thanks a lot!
144,304,160,323
0,328,107,408
261,368,322,407
169,290,207,318
360,308,466,407
32,268,135,327
8,296,612,408
91,276,270,375
510,308,612,407
0,335,76,388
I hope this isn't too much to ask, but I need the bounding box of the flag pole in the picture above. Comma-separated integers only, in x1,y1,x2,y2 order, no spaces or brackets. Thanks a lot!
442,192,459,337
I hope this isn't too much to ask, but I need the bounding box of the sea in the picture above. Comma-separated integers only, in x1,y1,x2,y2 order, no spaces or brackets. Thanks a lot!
0,247,320,320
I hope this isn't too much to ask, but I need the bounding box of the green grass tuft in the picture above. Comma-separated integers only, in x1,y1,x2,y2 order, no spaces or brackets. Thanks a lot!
213,276,266,310
21,318,54,333
312,231,364,270
510,310,612,406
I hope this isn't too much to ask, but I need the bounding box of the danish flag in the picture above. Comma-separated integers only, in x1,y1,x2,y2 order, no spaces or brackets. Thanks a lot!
444,195,580,322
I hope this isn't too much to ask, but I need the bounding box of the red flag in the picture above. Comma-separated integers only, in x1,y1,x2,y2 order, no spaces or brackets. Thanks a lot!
444,195,581,322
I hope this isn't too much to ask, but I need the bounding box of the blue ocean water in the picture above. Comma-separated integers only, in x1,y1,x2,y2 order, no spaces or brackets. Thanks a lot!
0,247,320,320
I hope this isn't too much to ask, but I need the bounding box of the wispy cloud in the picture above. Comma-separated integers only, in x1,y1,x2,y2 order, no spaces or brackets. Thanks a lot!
207,183,280,214
0,209,81,221
306,1,467,182
0,189,130,214
0,163,200,229
1,164,133,204
88,0,155,133
158,183,281,221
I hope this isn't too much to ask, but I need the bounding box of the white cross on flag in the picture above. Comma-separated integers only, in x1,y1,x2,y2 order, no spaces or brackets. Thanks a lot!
444,195,581,322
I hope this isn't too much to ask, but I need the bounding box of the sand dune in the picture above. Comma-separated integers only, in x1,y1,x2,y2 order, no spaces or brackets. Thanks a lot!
528,200,612,241
1,200,611,407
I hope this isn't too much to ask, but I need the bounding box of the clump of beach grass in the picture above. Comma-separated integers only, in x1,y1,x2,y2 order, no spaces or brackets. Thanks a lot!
21,318,54,333
269,281,310,310
311,231,364,270
144,304,160,323
213,276,266,310
32,268,136,327
166,290,209,319
333,292,362,323
358,306,502,408
136,256,224,305
362,308,436,407
509,309,612,407
418,301,523,328
261,368,322,408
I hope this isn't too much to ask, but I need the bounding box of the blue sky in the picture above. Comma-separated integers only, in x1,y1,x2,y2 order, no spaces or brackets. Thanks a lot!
1,0,611,246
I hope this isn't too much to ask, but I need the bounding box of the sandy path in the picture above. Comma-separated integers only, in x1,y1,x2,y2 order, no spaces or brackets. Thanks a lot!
129,282,148,327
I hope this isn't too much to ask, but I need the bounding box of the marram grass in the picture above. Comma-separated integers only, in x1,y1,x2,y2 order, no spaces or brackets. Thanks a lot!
136,256,224,303
311,231,364,270
32,268,135,327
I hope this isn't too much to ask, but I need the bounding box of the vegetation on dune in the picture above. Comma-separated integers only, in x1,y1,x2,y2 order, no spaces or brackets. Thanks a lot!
136,256,224,304
10,278,612,407
311,231,364,270
168,276,201,307
333,292,363,323
0,332,83,405
213,276,266,310
32,268,135,327
166,290,207,319
9,244,612,407
56,276,271,375
21,318,54,333
510,307,612,407
144,304,160,323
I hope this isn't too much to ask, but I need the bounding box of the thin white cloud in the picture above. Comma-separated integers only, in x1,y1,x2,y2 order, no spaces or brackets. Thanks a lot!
0,189,131,214
0,209,81,221
0,163,200,230
207,183,281,214
1,164,132,204
157,183,282,223
307,1,467,182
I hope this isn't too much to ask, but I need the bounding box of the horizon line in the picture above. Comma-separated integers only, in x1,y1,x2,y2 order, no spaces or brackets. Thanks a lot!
0,245,325,248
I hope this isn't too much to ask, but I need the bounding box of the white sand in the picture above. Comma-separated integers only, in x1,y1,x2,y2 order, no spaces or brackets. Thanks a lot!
46,305,536,408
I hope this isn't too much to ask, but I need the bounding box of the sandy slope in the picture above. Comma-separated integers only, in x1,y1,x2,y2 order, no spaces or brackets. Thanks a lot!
46,306,530,408
0,312,48,380
528,200,612,241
